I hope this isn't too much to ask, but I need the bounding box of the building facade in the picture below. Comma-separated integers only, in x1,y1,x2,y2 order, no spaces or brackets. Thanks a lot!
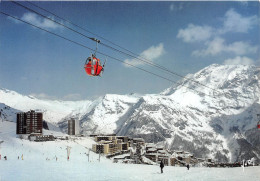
16,110,43,134
68,119,80,135
92,142,116,154
92,135,130,155
29,134,55,142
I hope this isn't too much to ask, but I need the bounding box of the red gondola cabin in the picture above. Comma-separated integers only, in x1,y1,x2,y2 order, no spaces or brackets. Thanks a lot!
84,55,103,76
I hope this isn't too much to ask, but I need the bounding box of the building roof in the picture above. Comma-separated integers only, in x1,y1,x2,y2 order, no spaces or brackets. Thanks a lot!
97,140,112,144
156,146,164,150
147,148,157,152
17,110,43,114
133,138,145,142
116,136,128,138
146,143,156,147
145,153,157,156
158,150,167,154
175,150,184,153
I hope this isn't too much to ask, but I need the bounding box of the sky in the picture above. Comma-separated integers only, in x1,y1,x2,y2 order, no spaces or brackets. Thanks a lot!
0,1,259,101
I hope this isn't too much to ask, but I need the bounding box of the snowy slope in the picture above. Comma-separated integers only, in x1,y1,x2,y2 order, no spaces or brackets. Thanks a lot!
59,94,140,135
0,103,20,122
0,88,92,123
1,120,260,181
76,64,260,163
161,64,260,162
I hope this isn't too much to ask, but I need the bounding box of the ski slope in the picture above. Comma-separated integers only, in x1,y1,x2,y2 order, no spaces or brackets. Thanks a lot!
1,159,260,181
0,121,260,181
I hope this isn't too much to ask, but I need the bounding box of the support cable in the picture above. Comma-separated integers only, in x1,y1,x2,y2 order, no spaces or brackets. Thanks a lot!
0,11,217,99
18,0,221,94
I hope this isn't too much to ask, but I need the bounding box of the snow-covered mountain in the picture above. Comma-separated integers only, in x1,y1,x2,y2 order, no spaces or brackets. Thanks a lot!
0,103,20,122
58,94,140,134
1,64,259,163
62,64,260,162
0,88,92,123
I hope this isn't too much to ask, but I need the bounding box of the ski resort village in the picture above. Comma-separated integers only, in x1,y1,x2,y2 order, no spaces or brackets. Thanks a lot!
4,110,227,167
2,109,255,167
1,1,260,180
0,64,260,180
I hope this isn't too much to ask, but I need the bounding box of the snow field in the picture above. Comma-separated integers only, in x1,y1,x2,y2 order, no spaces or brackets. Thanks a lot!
1,118,260,181
1,158,260,181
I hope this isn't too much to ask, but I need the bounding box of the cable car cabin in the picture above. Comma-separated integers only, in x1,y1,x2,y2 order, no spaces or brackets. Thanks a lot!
84,55,103,76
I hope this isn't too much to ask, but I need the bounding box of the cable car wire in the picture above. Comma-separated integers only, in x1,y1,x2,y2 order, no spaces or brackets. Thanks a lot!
100,42,221,94
25,0,135,56
0,11,218,99
16,0,221,94
10,0,93,40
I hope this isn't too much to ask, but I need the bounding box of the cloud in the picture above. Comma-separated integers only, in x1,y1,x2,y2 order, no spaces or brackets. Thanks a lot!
220,8,257,34
22,12,62,30
30,93,57,100
20,76,28,81
239,1,248,6
192,37,224,56
169,4,175,11
226,41,258,55
192,37,257,56
177,24,213,43
124,43,165,67
63,93,82,101
169,3,183,11
223,56,255,65
30,93,82,101
7,16,21,24
8,12,62,30
177,9,257,44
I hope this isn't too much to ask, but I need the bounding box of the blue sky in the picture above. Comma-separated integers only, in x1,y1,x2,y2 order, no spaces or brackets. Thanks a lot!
0,1,259,100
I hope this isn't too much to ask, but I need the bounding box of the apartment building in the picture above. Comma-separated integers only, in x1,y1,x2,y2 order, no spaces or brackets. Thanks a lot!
16,110,43,134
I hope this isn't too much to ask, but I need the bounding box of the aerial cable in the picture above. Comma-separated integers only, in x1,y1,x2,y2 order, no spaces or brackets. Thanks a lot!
20,0,221,94
100,42,221,95
16,0,184,80
0,11,218,99
10,1,94,41
24,0,140,59
0,12,182,85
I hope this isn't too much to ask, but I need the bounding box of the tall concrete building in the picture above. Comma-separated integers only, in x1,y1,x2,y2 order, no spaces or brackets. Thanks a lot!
68,119,80,135
16,110,43,134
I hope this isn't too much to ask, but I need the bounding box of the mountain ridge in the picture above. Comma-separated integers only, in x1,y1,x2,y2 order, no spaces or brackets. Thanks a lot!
0,64,259,162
